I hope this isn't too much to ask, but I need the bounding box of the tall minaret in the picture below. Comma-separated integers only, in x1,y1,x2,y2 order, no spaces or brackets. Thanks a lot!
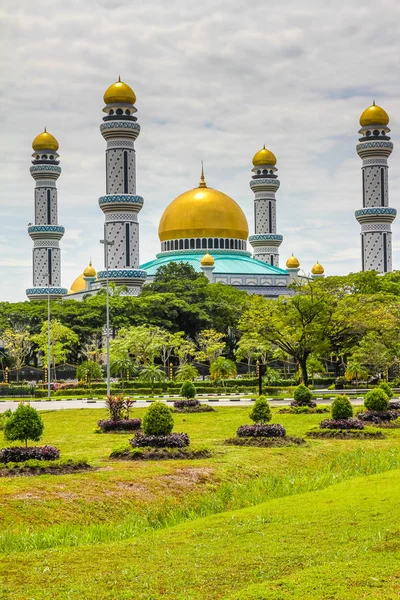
26,130,67,300
355,102,396,273
97,77,146,294
248,145,283,266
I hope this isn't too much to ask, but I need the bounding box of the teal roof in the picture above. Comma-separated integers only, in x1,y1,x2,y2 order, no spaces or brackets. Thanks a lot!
140,251,288,277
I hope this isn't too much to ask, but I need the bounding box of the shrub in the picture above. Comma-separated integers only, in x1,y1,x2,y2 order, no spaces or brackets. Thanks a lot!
236,424,286,438
357,410,398,423
180,381,196,399
130,433,190,448
0,445,60,463
4,403,44,447
174,399,200,409
106,395,125,421
378,381,393,399
0,410,12,431
331,395,353,420
34,388,47,398
364,388,389,412
249,396,271,424
97,418,142,432
389,401,400,410
319,418,364,430
293,384,314,406
143,402,174,436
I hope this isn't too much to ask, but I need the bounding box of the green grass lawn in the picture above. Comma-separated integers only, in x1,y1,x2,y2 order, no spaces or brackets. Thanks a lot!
0,407,400,598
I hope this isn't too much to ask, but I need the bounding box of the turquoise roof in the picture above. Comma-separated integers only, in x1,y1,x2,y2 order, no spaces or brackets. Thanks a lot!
140,251,288,277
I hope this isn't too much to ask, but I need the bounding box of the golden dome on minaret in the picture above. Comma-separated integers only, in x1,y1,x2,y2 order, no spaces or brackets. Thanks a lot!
359,101,389,127
311,261,324,275
252,145,277,166
200,253,215,266
158,166,249,242
32,128,59,152
104,76,136,105
83,259,96,278
286,254,300,269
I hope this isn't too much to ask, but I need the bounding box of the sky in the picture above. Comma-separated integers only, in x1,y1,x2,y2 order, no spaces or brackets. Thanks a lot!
1,0,400,302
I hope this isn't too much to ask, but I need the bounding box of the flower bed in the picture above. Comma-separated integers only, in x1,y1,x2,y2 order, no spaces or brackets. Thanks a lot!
173,404,215,413
236,424,286,438
0,445,60,463
278,405,329,414
389,401,400,410
307,427,385,439
130,432,190,448
319,418,364,430
357,410,399,424
97,418,142,432
0,458,91,477
174,399,200,409
110,446,211,460
290,400,317,408
225,436,306,447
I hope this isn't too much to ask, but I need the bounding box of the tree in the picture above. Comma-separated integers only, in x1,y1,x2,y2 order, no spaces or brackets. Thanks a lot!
235,334,270,375
175,363,199,382
4,403,44,447
249,396,271,423
196,329,226,364
174,336,196,366
1,328,32,382
143,402,174,436
210,357,237,388
345,361,369,387
32,320,79,377
307,356,326,385
110,325,163,367
76,361,103,385
350,332,395,379
139,364,166,394
263,367,282,386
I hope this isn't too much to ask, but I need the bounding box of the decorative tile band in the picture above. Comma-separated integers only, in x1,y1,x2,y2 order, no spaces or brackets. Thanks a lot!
28,225,65,234
250,179,280,190
355,208,397,217
30,165,61,174
97,269,147,279
100,121,141,133
249,234,283,241
26,287,68,296
98,195,144,205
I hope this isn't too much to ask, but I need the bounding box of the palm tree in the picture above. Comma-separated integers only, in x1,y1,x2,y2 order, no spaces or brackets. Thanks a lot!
139,364,166,394
345,362,369,388
210,357,237,389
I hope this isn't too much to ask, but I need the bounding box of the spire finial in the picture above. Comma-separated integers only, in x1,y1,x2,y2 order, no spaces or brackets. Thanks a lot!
199,161,207,187
44,126,47,133
263,144,266,149
89,257,92,266
373,99,376,106
118,75,121,82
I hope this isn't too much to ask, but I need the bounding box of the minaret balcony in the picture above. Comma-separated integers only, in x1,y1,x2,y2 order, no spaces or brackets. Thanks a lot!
97,269,147,287
250,178,280,192
356,140,393,159
26,287,68,300
249,234,283,247
28,225,65,240
100,120,140,140
30,164,61,180
98,194,144,213
355,207,396,224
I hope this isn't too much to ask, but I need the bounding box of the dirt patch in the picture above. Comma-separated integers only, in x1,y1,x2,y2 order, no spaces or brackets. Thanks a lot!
0,463,93,478
224,437,306,447
112,448,212,461
306,430,385,439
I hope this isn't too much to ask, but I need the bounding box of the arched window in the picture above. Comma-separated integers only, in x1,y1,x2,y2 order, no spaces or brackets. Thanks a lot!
202,238,207,249
116,108,123,115
109,109,114,116
214,238,219,248
196,239,201,248
220,238,224,248
208,238,213,248
190,238,195,249
230,239,234,249
125,110,130,116
234,240,238,249
179,239,183,249
184,239,189,249
175,240,178,250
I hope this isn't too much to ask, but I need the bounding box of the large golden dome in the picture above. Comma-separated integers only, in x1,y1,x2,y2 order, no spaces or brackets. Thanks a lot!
360,102,389,127
68,274,85,295
158,171,249,242
32,129,59,152
104,77,136,105
252,145,277,166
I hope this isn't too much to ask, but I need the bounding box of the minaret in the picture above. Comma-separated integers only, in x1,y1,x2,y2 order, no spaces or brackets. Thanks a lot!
355,102,396,273
200,253,215,282
248,145,283,266
26,130,67,300
97,77,146,294
311,262,325,279
286,254,300,284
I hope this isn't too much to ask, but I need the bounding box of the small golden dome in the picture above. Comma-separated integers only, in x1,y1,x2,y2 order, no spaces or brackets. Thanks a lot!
158,169,248,242
104,77,136,105
83,260,96,278
311,261,324,275
286,254,300,269
201,253,215,266
32,129,59,151
360,102,389,127
252,145,277,167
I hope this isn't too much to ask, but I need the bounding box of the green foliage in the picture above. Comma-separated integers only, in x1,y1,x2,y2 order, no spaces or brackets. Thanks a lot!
331,395,353,420
4,403,44,447
0,409,12,431
180,381,196,399
378,381,393,399
76,361,103,384
32,319,79,367
142,401,174,436
293,383,313,405
249,396,271,424
364,388,389,412
210,357,237,382
175,363,199,382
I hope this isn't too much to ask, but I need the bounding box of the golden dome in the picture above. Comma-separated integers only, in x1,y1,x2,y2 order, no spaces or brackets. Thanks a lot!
286,254,300,269
252,145,277,167
158,170,249,242
311,261,324,275
83,260,96,278
68,274,85,294
360,102,389,127
32,129,59,152
200,253,215,266
104,77,136,105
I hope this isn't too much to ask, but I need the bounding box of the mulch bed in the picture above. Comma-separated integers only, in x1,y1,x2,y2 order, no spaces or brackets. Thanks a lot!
224,436,306,447
173,406,216,413
278,408,330,414
306,430,385,439
0,461,92,477
111,448,212,460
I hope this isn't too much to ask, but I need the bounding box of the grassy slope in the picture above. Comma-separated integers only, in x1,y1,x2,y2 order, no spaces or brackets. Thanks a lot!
1,469,400,599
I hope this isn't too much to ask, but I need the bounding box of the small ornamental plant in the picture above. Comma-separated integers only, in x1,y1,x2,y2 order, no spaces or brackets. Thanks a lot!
378,381,393,400
292,384,314,407
331,395,353,420
98,396,141,432
4,403,44,448
364,388,389,412
249,396,271,424
180,381,196,399
143,402,174,436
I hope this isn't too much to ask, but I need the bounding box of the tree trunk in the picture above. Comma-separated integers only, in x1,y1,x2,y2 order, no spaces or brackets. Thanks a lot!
298,357,309,387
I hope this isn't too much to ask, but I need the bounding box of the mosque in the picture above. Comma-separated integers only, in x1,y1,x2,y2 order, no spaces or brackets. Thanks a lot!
25,79,395,301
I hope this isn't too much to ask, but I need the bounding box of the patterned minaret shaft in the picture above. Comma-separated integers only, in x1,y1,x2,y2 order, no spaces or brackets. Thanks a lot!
97,78,146,294
355,103,396,273
26,130,67,300
248,145,282,266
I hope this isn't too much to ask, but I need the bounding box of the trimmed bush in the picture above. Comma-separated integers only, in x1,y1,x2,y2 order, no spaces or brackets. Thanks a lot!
249,396,271,424
0,445,60,463
236,424,286,438
319,418,364,430
378,381,393,399
364,388,389,412
143,402,174,436
4,403,44,447
180,381,196,399
174,399,200,409
389,401,400,410
33,389,47,398
130,432,190,448
97,418,142,432
293,384,314,406
331,395,353,420
357,410,398,423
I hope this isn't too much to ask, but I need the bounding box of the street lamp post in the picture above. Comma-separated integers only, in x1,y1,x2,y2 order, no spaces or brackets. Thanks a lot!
100,225,114,397
47,278,51,400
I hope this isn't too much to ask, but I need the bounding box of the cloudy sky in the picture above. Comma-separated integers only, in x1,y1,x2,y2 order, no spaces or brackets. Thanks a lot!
1,0,400,302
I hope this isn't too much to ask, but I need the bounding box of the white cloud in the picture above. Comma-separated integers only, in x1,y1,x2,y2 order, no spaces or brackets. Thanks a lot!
1,0,400,300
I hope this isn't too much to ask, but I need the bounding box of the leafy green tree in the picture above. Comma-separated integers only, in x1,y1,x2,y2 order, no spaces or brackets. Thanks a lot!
235,334,270,375
1,328,32,382
263,367,282,386
174,336,196,366
4,403,44,447
76,361,103,385
345,362,369,387
196,329,226,364
249,396,271,423
143,402,174,436
139,364,166,394
307,356,326,385
32,320,79,377
175,363,199,382
210,357,237,388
